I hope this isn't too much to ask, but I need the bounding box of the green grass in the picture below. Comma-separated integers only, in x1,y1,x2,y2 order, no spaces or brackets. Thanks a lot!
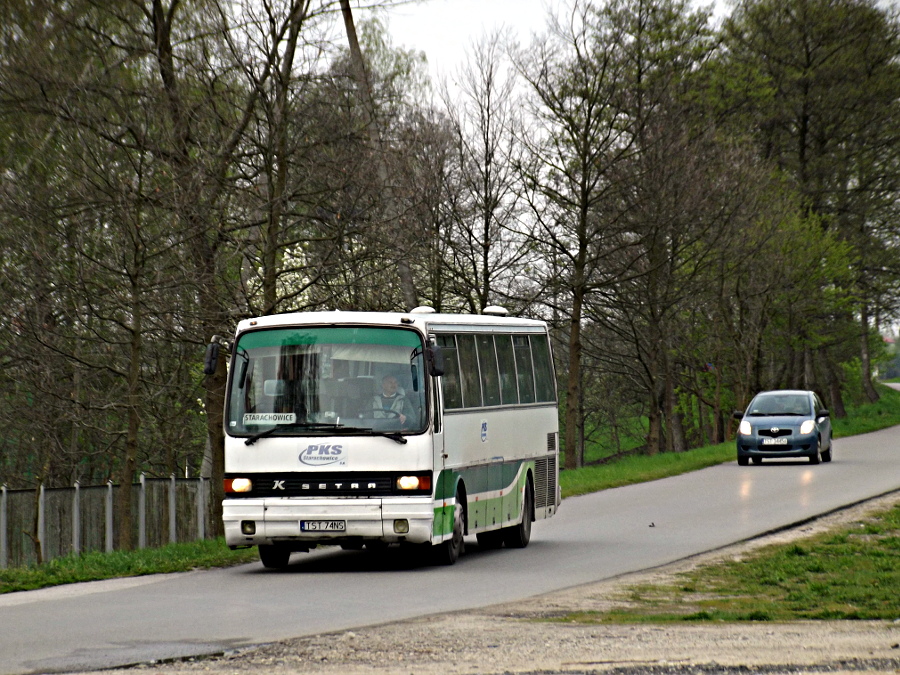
2,383,899,597
553,502,900,623
560,442,734,498
832,383,900,437
0,538,257,594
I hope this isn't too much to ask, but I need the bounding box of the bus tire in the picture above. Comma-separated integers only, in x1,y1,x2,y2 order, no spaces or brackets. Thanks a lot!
258,544,291,569
434,491,465,565
503,480,533,549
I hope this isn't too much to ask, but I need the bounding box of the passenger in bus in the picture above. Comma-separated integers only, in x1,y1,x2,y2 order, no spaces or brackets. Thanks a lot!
373,375,410,425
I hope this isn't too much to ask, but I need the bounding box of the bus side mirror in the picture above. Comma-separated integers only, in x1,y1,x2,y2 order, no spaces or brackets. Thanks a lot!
203,341,220,376
426,345,444,377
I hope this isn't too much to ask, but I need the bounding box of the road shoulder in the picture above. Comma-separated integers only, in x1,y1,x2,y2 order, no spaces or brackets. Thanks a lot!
97,492,900,675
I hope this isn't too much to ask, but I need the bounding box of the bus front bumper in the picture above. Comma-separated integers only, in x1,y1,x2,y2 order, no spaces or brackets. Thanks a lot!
223,497,435,548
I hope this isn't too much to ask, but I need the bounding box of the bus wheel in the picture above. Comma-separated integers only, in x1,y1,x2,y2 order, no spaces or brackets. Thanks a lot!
258,544,291,569
503,481,533,549
434,492,465,565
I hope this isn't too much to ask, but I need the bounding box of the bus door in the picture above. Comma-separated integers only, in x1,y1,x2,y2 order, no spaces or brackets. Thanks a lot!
487,455,504,529
431,371,448,539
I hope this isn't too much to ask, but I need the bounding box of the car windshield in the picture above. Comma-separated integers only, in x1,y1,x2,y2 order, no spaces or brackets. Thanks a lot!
226,326,427,437
747,394,811,416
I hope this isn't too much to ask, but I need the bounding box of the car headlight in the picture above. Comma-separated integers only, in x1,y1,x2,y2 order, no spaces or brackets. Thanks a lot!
800,419,816,435
739,420,752,435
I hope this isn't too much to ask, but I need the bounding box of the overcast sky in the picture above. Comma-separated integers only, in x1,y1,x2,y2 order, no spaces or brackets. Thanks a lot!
376,0,726,86
381,0,554,82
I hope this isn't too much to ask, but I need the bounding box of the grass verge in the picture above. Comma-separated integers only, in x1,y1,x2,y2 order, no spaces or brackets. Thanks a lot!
0,538,257,594
561,382,900,498
553,500,900,623
2,384,899,597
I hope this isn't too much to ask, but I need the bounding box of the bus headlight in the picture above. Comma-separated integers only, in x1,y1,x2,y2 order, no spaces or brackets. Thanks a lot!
225,477,253,493
395,474,432,491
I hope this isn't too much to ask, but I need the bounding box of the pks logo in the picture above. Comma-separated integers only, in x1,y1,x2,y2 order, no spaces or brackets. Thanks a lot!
299,444,345,466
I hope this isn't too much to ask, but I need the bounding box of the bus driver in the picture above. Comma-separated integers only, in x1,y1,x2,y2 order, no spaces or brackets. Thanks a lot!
373,375,410,425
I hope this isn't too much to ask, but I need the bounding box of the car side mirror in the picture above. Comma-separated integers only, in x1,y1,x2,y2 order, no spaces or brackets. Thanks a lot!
818,409,830,418
732,410,744,420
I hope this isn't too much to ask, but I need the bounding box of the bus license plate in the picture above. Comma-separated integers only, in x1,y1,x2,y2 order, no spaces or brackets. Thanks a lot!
762,438,788,445
300,520,346,532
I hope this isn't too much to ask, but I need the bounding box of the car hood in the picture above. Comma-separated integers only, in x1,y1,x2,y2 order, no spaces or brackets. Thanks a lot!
743,414,810,427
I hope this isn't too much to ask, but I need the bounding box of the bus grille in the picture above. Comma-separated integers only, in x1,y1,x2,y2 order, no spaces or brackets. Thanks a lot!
534,452,557,509
225,472,396,498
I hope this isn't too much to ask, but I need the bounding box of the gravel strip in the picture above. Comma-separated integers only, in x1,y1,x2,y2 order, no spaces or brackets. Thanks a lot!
83,492,900,675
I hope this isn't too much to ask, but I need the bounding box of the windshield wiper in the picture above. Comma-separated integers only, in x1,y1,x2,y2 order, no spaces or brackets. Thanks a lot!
244,422,344,446
341,426,408,444
748,412,804,417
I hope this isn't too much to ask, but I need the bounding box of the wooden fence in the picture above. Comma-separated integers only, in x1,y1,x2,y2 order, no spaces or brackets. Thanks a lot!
0,476,211,568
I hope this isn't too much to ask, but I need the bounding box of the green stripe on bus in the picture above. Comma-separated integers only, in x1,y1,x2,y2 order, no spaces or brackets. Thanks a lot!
432,460,534,537
237,326,422,349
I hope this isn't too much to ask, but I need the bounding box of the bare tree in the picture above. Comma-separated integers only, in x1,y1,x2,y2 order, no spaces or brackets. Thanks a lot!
514,1,637,469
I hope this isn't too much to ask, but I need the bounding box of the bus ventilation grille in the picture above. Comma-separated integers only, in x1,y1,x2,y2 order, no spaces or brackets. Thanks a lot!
534,453,557,509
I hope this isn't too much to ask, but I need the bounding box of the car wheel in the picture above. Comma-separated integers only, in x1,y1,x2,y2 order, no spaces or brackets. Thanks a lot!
737,455,749,466
258,544,291,569
809,439,821,465
434,490,465,565
503,481,533,549
821,439,833,462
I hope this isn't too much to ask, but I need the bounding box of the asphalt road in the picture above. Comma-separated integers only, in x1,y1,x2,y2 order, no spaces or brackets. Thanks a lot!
2,400,899,675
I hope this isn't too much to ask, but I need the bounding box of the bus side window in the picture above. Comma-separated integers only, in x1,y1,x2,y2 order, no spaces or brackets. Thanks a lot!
513,335,536,404
495,335,519,405
456,334,483,408
531,334,557,402
476,334,501,406
437,335,463,410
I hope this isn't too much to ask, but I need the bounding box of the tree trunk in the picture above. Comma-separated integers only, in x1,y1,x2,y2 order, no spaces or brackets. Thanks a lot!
564,292,583,470
340,0,418,310
116,279,143,551
860,304,880,403
262,2,307,315
823,349,847,418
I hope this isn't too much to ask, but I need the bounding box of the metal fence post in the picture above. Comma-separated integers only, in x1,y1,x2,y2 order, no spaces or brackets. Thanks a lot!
197,477,206,541
38,484,46,562
1,485,7,569
106,480,114,553
138,473,146,550
73,481,81,556
169,474,177,544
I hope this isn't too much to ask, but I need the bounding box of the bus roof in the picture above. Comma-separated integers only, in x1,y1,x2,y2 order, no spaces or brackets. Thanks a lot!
234,308,548,336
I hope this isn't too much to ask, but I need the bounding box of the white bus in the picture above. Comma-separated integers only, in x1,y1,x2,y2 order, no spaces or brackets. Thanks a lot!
211,306,560,568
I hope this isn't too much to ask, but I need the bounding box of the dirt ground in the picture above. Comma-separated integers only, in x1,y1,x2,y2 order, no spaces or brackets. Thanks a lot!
92,492,900,675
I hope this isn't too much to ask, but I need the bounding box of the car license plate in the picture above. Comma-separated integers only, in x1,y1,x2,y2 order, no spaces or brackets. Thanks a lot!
300,520,346,532
762,438,788,445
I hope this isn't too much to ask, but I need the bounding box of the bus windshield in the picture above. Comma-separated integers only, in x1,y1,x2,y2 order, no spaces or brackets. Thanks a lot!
226,326,427,437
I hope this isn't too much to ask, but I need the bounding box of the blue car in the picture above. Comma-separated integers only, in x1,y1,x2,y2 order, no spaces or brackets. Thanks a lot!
733,390,832,465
